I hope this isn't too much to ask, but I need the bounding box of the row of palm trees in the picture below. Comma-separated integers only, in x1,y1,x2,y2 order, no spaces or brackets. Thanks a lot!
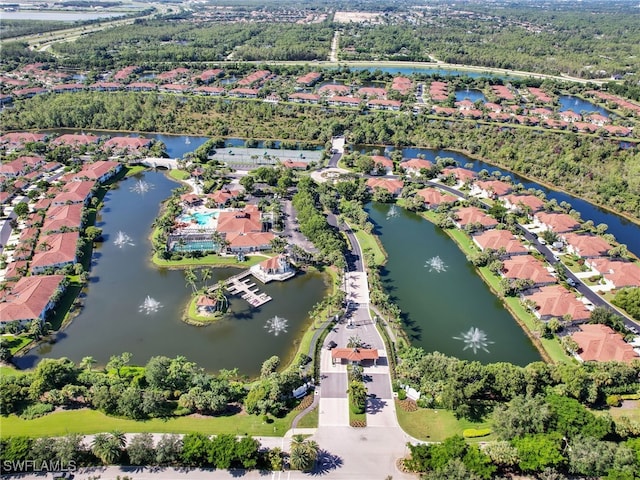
184,266,229,313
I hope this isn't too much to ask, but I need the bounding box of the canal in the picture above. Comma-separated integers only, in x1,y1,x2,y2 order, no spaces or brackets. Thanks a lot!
16,170,328,377
368,202,541,366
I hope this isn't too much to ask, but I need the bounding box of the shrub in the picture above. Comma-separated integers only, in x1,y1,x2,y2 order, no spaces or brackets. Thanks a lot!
19,403,54,420
397,389,407,400
350,403,365,415
463,428,492,438
606,395,622,407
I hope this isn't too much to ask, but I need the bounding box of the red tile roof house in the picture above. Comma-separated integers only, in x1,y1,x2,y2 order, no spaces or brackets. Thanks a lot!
501,255,557,286
157,67,191,82
416,188,458,210
228,88,259,98
318,84,351,97
224,231,275,253
452,206,498,230
571,324,639,363
238,70,271,86
391,76,412,95
196,68,224,83
401,158,434,177
561,233,612,259
0,274,66,326
365,178,404,196
207,189,239,207
30,231,80,273
113,65,140,81
42,204,84,233
72,160,123,183
193,86,225,97
332,347,380,366
368,99,402,111
472,229,528,257
296,71,322,87
180,193,203,207
533,212,581,234
196,295,219,315
288,92,321,104
51,133,100,147
0,155,45,177
0,132,47,150
470,180,513,199
502,194,545,216
356,87,387,99
52,180,95,206
327,96,361,107
250,254,295,283
370,155,394,175
102,136,152,154
441,167,477,185
589,258,640,289
522,285,591,324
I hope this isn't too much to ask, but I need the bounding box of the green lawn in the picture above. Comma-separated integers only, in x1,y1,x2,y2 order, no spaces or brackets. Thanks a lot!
608,401,640,423
396,403,495,443
168,169,191,181
2,335,33,355
125,165,148,176
353,228,387,267
295,406,318,429
185,296,225,325
152,253,264,268
0,365,31,377
0,408,297,438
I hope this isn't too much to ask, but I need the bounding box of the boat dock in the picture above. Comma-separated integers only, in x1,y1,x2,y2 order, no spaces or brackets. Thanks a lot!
219,270,272,307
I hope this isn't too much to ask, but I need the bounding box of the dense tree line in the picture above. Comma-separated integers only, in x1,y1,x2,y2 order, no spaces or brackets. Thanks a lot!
0,354,307,421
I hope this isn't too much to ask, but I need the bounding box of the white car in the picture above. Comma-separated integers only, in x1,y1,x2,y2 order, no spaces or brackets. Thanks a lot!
566,278,576,287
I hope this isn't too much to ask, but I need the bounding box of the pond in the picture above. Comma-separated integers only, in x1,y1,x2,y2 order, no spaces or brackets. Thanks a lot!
455,89,487,103
16,171,328,376
559,95,610,117
368,202,541,366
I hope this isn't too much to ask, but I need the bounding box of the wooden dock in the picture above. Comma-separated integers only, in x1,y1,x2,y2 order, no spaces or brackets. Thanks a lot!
217,270,272,307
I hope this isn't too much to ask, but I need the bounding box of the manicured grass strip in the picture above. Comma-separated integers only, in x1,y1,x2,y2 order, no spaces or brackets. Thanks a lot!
125,165,148,176
0,365,30,377
2,335,33,355
395,402,495,443
168,169,191,181
606,402,640,423
353,228,387,267
0,408,297,438
152,253,264,268
295,407,318,429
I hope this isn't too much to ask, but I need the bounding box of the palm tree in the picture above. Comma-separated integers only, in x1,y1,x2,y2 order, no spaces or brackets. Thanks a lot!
200,268,212,290
79,356,96,371
184,267,198,294
213,282,229,312
289,435,319,471
91,431,126,465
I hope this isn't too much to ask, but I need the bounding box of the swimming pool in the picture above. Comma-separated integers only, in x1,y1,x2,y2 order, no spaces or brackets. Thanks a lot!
173,240,218,252
178,211,218,226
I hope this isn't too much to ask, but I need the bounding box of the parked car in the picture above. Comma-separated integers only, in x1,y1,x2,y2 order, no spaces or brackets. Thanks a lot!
566,278,576,286
326,340,338,350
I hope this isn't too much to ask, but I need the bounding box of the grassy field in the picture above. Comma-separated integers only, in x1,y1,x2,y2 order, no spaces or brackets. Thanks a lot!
295,406,318,429
396,403,495,443
0,365,30,377
353,228,387,267
1,408,298,438
168,169,191,181
2,335,33,355
608,401,640,423
152,253,264,268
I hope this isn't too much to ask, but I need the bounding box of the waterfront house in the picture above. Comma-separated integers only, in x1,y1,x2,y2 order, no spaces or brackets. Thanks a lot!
0,274,66,326
415,188,458,210
327,96,361,107
103,136,152,154
224,231,275,253
501,255,556,286
113,65,140,81
196,295,219,315
368,99,402,111
522,284,591,323
157,67,191,82
471,180,513,199
250,254,295,283
370,155,394,175
571,324,638,363
503,194,545,216
196,68,224,83
12,87,47,99
318,84,351,97
452,206,498,230
472,229,528,257
401,158,434,176
52,134,100,147
356,87,387,99
288,92,321,104
296,71,322,87
0,132,47,151
588,258,640,289
533,212,580,234
365,178,404,196
561,233,612,259
125,82,157,92
30,231,79,273
42,204,84,233
391,76,412,94
429,81,449,101
441,167,477,185
238,70,271,86
0,155,45,177
73,161,123,183
88,81,122,92
52,180,94,206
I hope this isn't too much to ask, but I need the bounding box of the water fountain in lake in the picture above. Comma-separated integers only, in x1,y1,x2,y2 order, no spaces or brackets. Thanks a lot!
139,296,162,314
265,316,289,336
425,255,447,273
386,205,399,220
131,179,152,195
453,327,493,354
113,231,134,248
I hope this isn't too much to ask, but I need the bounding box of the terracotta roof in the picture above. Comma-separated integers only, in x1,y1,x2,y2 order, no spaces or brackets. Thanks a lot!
31,232,79,271
502,255,556,284
402,158,433,172
103,136,151,151
371,155,394,169
52,180,94,205
217,206,263,234
454,206,498,228
443,167,477,182
237,70,270,86
562,233,612,258
523,285,591,321
572,324,638,363
472,229,528,255
534,212,581,233
416,188,458,207
52,134,99,146
331,348,379,362
366,178,404,195
475,180,513,197
225,231,274,249
296,72,321,85
196,295,217,307
42,204,84,232
590,258,640,288
318,84,350,95
503,194,545,213
356,87,386,98
0,274,66,323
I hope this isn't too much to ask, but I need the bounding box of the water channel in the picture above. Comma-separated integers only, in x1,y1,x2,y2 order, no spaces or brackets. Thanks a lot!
368,202,541,366
17,171,328,377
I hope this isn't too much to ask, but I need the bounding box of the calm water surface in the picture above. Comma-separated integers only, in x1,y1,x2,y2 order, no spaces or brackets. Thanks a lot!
455,89,487,103
17,171,328,376
558,95,610,117
368,203,541,366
